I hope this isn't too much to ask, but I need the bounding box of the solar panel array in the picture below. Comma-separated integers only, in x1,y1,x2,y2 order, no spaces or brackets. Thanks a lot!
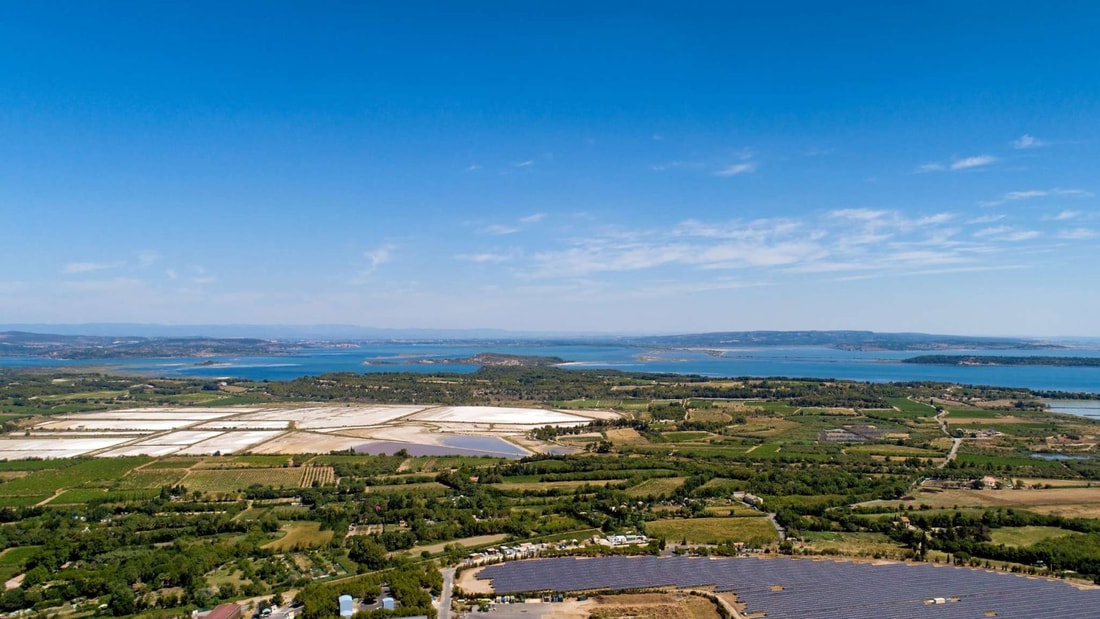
478,556,1100,618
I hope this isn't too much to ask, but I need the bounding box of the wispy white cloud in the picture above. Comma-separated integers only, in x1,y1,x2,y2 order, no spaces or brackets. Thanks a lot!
349,245,395,284
62,277,144,292
456,252,516,264
1004,190,1048,200
829,208,889,221
482,224,520,235
1059,228,1097,240
979,187,1093,207
529,208,983,280
63,261,120,274
1048,210,1081,221
1012,134,1045,149
951,155,997,170
715,162,757,177
969,214,1005,224
137,250,161,267
513,160,534,168
481,213,547,235
916,213,955,225
973,226,1039,241
915,162,946,173
650,161,703,172
365,246,393,269
465,164,481,172
917,154,997,173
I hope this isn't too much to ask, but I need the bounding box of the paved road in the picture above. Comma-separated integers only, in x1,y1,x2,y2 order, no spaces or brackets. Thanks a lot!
934,408,963,469
438,567,455,619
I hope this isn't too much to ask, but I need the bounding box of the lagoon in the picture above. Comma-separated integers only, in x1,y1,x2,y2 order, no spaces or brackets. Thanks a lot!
3,342,1100,394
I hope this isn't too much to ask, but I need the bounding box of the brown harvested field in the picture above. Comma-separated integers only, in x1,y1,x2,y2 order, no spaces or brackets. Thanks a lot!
1016,478,1097,488
944,416,1033,424
801,532,906,558
398,533,508,556
605,428,647,444
737,417,799,436
646,517,778,544
866,487,1100,517
462,594,721,619
687,410,733,423
588,593,721,619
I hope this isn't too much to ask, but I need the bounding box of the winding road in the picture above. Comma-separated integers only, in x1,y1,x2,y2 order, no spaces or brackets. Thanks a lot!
934,407,962,469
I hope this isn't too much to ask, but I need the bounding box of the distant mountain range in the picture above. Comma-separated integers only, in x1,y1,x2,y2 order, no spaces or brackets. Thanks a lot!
0,327,1067,360
621,330,1065,351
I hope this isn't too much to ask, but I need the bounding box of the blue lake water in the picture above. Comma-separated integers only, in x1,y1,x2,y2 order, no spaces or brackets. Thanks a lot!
1044,399,1100,419
3,343,1100,394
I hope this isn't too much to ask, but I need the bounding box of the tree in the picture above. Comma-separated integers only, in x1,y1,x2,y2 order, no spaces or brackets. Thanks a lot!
108,583,136,616
346,536,388,571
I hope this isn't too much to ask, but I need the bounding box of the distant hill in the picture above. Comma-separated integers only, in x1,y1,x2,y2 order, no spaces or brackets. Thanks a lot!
619,330,1062,351
904,355,1100,367
0,331,290,359
0,328,1066,361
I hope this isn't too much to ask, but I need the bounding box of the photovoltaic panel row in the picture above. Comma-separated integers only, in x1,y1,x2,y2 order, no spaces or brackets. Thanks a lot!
478,556,1100,618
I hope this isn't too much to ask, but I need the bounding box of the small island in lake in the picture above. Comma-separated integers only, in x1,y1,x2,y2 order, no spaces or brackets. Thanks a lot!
903,355,1100,367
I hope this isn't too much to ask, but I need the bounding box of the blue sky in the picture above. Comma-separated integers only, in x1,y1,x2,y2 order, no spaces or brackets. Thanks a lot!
1,2,1098,335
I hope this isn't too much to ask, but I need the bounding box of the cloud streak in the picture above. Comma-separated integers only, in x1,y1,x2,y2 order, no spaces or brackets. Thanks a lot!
1012,134,1045,149
917,154,997,173
715,162,757,177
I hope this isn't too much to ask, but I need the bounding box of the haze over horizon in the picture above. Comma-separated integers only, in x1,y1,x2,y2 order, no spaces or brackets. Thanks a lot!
3,2,1099,336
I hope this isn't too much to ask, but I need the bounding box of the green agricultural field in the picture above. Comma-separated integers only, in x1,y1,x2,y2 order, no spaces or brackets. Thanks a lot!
0,546,41,581
193,455,296,469
39,390,130,402
946,409,1002,418
702,504,762,517
646,517,778,545
745,401,798,414
263,522,334,551
989,526,1082,547
845,444,942,457
695,478,746,495
0,457,149,497
661,431,711,442
626,477,686,497
51,488,158,504
142,457,202,469
234,507,269,521
802,532,904,557
364,481,451,495
494,479,627,493
184,467,305,493
115,469,189,489
0,495,51,507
